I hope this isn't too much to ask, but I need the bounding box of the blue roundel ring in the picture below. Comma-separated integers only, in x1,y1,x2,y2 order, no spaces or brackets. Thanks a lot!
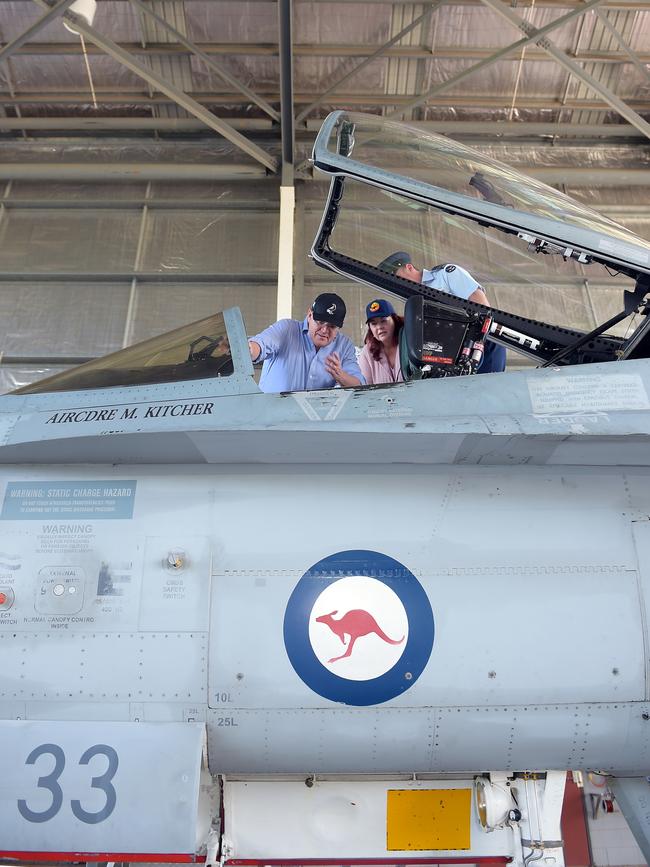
283,549,434,706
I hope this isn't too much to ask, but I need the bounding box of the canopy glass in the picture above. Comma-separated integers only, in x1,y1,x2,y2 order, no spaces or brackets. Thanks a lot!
14,312,233,394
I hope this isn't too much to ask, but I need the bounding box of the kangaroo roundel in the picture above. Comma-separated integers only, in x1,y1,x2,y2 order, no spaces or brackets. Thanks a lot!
283,550,434,705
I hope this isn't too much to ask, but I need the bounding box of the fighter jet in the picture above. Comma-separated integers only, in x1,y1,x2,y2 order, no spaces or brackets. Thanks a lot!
1,111,650,867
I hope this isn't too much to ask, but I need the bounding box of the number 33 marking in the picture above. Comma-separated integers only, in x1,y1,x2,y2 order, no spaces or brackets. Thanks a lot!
17,743,119,824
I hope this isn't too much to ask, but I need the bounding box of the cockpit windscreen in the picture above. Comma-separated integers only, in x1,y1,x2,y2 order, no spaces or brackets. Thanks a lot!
14,312,233,394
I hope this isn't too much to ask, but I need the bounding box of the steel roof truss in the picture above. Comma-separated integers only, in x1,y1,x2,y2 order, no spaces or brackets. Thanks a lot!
0,0,77,64
31,0,278,172
129,0,280,122
479,0,650,141
387,0,605,118
296,0,444,124
8,42,650,64
594,7,650,84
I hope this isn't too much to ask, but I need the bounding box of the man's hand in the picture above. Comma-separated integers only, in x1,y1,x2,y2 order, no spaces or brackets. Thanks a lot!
325,351,361,388
324,351,343,381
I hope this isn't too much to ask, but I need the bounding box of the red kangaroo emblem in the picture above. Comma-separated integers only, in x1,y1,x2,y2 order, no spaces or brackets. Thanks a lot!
315,609,405,663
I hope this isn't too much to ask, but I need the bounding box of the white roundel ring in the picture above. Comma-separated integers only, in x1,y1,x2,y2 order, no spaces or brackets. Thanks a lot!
283,550,434,706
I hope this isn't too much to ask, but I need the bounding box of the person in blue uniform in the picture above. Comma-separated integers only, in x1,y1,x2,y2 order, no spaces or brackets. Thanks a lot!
248,292,364,393
377,252,507,374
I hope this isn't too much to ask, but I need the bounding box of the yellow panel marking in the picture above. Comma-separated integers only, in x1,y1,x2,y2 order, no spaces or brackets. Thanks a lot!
386,788,471,851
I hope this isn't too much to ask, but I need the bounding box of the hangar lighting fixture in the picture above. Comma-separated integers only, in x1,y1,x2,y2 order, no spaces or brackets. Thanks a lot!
62,0,96,33
62,0,99,109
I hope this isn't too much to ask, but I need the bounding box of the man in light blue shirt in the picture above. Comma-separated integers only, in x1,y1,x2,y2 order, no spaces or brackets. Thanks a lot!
248,293,364,393
379,251,491,305
377,251,507,374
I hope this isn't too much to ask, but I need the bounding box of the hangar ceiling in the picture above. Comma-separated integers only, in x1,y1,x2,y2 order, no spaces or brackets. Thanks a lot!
0,0,649,180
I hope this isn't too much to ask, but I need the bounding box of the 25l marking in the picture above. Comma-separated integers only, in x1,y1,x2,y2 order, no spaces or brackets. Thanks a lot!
17,743,118,824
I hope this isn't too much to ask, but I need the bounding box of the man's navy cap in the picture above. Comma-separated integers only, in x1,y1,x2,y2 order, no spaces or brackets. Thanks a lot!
378,251,412,275
366,298,396,322
311,292,346,327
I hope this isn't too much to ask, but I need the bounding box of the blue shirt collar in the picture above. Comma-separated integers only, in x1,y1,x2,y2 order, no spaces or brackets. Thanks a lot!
301,317,318,354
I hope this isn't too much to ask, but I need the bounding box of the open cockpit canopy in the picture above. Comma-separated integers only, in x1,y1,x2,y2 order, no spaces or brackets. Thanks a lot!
310,111,650,368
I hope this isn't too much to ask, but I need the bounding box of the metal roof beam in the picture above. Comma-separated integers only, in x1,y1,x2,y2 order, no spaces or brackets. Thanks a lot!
0,0,77,64
301,119,646,137
278,0,294,181
0,163,646,184
0,196,646,217
10,42,650,64
0,117,642,137
0,162,268,180
30,0,278,172
128,0,280,121
479,0,650,141
387,0,606,118
3,0,649,5
594,7,650,84
2,90,647,111
296,1,443,123
0,271,279,283
0,197,279,209
0,268,635,287
0,116,275,129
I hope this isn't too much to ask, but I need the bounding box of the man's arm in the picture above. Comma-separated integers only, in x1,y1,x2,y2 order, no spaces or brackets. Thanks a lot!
248,320,291,364
443,265,491,306
468,286,490,306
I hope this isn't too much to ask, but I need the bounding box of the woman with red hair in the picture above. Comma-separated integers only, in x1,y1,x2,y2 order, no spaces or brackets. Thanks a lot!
358,299,405,385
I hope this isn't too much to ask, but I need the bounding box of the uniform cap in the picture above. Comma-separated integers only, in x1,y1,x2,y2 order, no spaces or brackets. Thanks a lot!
377,251,412,275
